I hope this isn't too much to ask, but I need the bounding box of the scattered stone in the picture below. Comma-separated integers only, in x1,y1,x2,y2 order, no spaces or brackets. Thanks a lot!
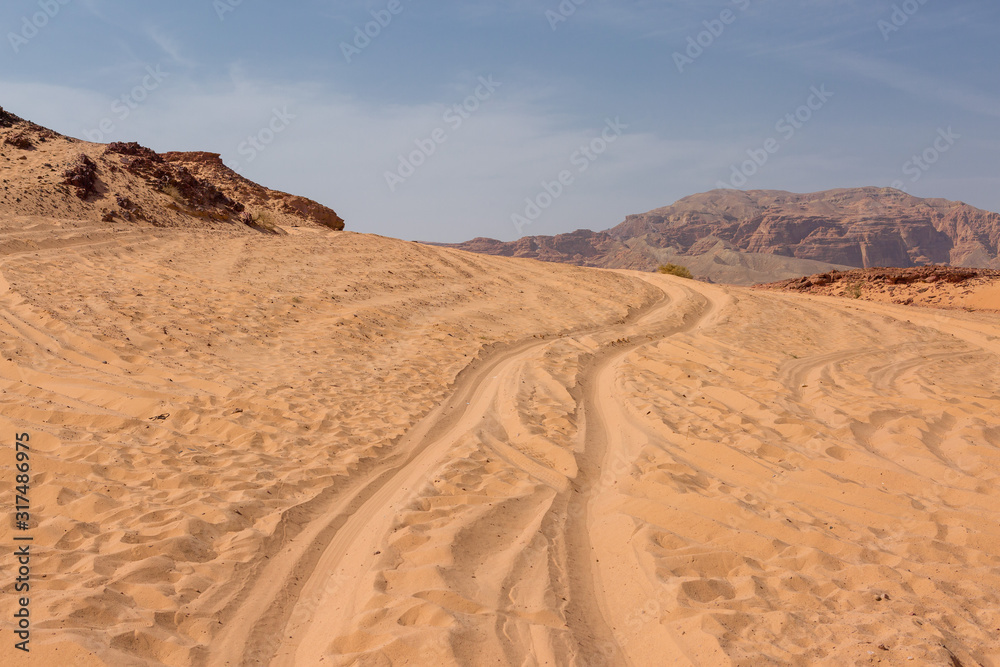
0,106,24,128
105,141,243,219
114,195,147,222
758,266,993,293
62,154,100,200
3,131,34,150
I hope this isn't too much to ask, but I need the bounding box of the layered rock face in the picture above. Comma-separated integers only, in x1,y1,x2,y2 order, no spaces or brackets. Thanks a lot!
614,188,999,268
440,188,1000,279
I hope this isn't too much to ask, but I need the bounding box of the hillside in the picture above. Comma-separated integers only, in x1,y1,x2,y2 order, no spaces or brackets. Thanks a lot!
0,105,343,234
440,188,1000,284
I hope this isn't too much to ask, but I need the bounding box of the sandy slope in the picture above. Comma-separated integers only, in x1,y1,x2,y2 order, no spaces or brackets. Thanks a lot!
1,222,999,666
0,221,654,665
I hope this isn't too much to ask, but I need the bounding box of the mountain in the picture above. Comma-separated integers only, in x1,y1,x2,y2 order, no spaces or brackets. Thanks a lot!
0,105,344,233
438,188,1000,284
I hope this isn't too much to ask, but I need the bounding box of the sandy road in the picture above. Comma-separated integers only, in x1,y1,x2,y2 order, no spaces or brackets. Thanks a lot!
4,220,996,665
205,275,676,666
209,273,727,667
272,271,1000,666
588,284,1000,665
270,341,570,666
205,334,565,665
0,226,663,667
563,279,731,666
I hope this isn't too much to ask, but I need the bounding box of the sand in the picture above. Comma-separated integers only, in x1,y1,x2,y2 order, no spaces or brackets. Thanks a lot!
1,223,999,666
760,266,1000,314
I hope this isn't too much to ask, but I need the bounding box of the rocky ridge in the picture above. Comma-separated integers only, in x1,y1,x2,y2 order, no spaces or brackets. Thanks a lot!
0,105,344,233
439,188,1000,284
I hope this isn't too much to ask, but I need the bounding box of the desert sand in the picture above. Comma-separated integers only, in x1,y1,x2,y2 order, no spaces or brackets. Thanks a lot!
3,106,1000,667
0,216,998,667
760,266,1000,314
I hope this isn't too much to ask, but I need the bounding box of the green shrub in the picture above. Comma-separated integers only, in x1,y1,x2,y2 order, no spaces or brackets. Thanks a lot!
657,263,693,279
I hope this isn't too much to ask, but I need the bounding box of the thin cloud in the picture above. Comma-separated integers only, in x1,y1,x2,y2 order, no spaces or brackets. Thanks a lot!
829,52,1000,119
146,28,199,69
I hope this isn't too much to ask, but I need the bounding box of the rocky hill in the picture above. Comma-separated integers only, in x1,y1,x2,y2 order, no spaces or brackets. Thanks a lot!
0,105,344,234
440,188,1000,284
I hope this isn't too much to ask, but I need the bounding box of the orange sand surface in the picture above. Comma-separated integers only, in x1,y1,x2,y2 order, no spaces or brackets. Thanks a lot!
1,222,998,666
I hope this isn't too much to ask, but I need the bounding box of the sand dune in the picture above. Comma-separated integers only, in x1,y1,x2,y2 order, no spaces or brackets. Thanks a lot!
1,222,999,666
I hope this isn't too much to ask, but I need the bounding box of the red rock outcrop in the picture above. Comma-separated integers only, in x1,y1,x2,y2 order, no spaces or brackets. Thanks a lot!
440,188,1000,280
62,154,100,200
757,265,1000,312
0,106,23,128
105,142,244,219
161,151,345,231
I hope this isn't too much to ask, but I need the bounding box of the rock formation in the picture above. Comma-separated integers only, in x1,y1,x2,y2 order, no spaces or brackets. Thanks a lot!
0,105,344,233
439,188,1000,283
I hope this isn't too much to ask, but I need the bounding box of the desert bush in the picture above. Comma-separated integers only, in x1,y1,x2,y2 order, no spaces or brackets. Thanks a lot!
241,209,280,234
161,184,184,203
657,263,693,279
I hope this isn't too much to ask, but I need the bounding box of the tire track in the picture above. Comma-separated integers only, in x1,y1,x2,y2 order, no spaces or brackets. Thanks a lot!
205,283,669,666
566,279,729,666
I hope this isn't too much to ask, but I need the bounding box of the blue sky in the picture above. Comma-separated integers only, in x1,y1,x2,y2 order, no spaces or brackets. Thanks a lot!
2,0,998,241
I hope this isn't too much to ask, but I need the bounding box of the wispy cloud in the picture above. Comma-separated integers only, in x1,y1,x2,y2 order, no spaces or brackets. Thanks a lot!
146,28,198,68
828,51,1000,119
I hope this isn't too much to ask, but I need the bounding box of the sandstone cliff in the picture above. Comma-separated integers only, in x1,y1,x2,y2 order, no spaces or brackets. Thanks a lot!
439,188,1000,284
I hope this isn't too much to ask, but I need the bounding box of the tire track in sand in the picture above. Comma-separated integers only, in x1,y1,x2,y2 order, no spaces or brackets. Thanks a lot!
206,282,669,666
566,277,730,667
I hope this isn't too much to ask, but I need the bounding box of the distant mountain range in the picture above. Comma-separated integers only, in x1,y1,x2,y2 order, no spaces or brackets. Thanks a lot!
437,188,1000,284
